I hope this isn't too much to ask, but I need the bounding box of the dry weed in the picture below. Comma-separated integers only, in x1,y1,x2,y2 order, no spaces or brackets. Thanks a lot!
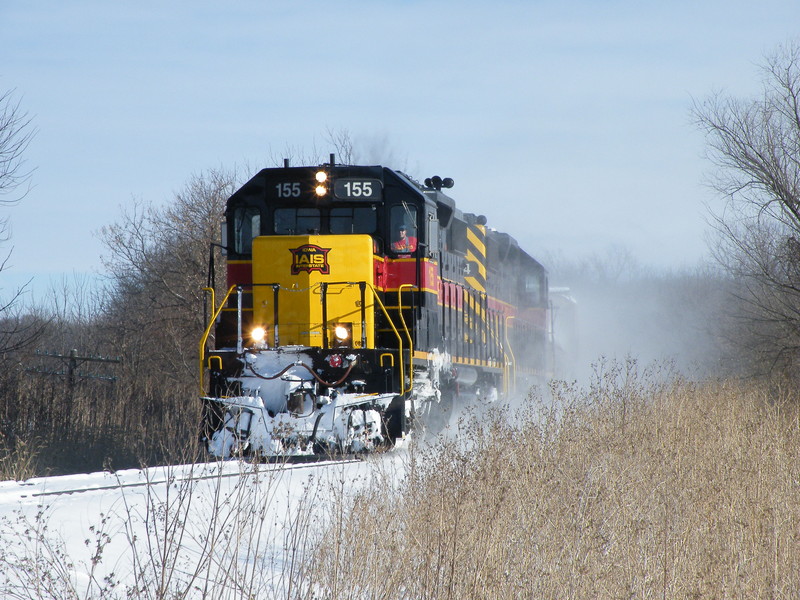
313,362,800,599
0,434,38,481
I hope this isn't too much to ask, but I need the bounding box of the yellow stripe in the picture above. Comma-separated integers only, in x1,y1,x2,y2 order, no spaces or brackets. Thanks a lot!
464,276,485,293
451,357,504,369
412,350,503,370
465,255,487,280
382,285,439,294
466,228,486,257
386,257,438,264
466,229,487,278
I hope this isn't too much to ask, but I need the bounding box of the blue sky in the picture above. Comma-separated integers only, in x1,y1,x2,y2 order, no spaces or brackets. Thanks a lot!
2,1,799,299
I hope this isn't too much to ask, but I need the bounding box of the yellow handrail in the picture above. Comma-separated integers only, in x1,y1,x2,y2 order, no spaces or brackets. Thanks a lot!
316,280,409,395
199,285,237,395
201,281,412,398
397,283,415,393
363,282,408,394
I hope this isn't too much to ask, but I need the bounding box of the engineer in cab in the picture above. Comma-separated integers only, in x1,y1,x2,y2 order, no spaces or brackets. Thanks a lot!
391,224,417,253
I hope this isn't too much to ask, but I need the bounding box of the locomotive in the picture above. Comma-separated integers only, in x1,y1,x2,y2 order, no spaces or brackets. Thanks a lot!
200,157,551,458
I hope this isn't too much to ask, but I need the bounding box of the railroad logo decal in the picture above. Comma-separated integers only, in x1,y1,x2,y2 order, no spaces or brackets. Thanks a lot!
289,244,331,275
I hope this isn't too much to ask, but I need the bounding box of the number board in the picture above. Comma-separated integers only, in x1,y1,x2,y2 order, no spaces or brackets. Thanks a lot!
334,178,382,201
273,181,302,198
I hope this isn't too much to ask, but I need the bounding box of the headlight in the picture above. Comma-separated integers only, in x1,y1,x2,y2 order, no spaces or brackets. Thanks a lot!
315,171,328,196
251,326,266,343
332,324,353,348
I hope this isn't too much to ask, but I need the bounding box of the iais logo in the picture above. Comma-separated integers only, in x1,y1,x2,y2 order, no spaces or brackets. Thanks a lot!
289,244,331,275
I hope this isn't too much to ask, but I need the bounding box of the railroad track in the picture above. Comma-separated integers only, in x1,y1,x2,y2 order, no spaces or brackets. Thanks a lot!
0,456,363,503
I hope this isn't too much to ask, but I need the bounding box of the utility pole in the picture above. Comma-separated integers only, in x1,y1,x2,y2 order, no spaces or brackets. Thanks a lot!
29,349,122,422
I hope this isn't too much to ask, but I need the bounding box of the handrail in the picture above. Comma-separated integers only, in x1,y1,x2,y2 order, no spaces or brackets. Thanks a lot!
397,283,415,393
484,307,507,368
199,285,237,395
296,279,408,395
200,280,411,398
504,315,516,396
321,281,410,394
363,282,407,394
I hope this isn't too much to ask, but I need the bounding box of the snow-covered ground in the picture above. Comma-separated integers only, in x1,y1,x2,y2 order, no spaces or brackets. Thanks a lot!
0,454,406,598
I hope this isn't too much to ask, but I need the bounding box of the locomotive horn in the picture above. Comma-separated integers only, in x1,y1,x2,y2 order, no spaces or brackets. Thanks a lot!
424,176,453,190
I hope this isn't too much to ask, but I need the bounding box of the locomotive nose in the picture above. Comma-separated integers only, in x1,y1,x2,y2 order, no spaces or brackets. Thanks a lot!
250,234,375,349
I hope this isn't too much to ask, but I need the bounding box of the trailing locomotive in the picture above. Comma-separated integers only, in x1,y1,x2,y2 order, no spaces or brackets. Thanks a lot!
200,157,550,458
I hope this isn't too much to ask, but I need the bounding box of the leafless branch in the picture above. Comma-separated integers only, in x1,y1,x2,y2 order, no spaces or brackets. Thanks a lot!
0,89,36,203
695,41,800,376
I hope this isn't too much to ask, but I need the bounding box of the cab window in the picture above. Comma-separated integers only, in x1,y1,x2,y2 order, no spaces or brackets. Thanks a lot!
233,207,261,254
524,274,542,306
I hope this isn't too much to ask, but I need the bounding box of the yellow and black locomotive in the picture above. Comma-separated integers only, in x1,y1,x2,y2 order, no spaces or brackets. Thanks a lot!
200,157,550,457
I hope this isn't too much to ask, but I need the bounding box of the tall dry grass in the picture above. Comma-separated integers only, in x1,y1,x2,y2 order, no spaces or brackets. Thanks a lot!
3,362,800,598
0,362,203,476
313,361,800,599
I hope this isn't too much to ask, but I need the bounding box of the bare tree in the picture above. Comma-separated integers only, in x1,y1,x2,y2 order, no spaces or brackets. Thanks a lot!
0,89,39,359
98,167,237,380
266,128,406,168
694,41,800,376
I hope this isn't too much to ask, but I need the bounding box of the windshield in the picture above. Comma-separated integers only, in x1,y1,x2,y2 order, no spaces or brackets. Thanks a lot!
330,206,377,234
272,206,377,235
274,208,321,234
